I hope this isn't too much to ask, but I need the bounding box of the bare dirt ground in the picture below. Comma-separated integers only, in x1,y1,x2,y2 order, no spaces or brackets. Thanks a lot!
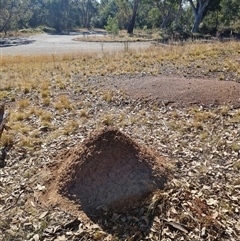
93,74,240,108
42,128,170,222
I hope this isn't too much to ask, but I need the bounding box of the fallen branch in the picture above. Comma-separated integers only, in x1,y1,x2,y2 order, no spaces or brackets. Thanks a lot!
0,103,10,137
0,103,12,168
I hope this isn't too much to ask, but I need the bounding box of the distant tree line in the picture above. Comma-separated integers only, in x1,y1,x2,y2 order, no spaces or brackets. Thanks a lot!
0,0,240,37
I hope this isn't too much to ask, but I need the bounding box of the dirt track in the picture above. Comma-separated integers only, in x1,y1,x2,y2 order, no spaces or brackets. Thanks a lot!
0,33,151,56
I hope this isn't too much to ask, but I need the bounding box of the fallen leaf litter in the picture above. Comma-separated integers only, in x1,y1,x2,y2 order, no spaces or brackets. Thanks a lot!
0,74,239,240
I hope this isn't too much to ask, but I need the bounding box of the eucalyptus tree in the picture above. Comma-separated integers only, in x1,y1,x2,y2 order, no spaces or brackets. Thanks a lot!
28,0,49,27
174,0,184,28
196,0,221,33
159,0,175,29
218,0,240,32
92,0,130,30
138,0,185,29
73,0,99,29
91,0,119,28
115,0,131,29
0,0,33,35
127,0,140,34
44,0,71,32
188,0,208,32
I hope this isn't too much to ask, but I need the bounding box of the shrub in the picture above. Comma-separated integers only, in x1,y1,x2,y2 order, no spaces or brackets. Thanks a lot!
105,16,119,36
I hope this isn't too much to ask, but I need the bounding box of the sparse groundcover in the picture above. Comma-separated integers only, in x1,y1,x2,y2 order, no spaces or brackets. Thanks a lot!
1,41,240,240
42,128,170,219
74,35,154,42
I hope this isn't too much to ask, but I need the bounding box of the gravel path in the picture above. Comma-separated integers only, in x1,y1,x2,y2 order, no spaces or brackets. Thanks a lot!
0,33,151,56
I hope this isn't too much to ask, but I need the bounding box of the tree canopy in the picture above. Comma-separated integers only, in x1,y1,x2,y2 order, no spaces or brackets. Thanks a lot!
0,0,239,36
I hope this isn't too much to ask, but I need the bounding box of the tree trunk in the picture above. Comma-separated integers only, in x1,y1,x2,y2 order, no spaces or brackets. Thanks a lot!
192,12,203,32
127,0,139,34
0,12,13,34
161,6,172,29
188,0,209,33
174,0,183,27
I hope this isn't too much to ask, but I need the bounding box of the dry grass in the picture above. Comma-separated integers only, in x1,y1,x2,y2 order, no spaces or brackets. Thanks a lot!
102,90,113,103
53,95,72,111
74,30,156,42
62,120,79,135
1,40,238,143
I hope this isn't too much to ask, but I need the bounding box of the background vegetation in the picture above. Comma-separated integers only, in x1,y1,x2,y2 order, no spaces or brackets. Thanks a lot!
0,0,240,37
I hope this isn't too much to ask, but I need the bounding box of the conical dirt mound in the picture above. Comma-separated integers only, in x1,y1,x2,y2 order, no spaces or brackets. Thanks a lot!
44,128,170,217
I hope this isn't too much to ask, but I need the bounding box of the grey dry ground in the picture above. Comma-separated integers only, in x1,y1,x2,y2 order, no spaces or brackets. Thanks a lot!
0,38,240,241
0,33,151,55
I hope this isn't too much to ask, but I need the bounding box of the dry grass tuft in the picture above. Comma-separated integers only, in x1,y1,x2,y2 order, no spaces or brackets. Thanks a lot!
62,120,79,135
54,95,72,111
17,99,30,110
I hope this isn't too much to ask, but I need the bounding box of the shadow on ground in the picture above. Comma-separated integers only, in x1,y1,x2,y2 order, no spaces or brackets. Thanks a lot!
0,37,35,47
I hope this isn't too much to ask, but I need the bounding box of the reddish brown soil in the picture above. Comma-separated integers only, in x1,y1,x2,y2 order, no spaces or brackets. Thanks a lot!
99,75,240,107
41,128,170,219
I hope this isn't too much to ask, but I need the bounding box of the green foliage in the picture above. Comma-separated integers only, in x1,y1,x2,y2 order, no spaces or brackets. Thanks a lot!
0,0,240,36
0,0,33,34
35,0,99,32
147,8,161,28
105,15,119,35
115,0,131,29
218,0,240,32
91,0,118,28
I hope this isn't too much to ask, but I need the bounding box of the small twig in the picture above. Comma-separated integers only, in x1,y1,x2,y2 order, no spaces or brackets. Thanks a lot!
161,120,169,132
160,218,189,234
162,101,167,113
